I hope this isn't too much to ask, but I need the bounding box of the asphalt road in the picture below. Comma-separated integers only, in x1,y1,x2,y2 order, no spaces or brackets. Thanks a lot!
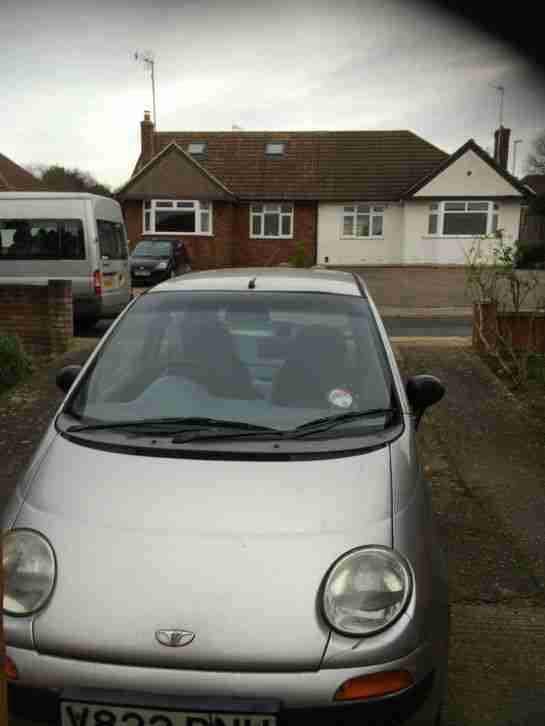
81,317,473,340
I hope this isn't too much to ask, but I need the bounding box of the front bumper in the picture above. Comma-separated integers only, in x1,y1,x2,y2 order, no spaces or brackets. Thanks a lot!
7,642,443,725
131,269,169,286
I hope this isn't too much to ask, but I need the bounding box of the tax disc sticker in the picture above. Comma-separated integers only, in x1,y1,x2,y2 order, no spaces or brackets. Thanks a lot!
328,388,353,409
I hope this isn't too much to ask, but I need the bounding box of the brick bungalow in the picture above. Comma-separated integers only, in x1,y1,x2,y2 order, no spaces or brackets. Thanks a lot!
115,113,531,271
0,152,44,191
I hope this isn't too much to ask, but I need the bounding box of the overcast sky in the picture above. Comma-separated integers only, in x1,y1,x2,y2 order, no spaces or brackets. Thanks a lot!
3,0,545,189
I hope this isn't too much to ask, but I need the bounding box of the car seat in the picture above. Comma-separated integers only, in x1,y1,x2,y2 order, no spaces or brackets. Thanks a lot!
178,320,259,400
271,324,353,408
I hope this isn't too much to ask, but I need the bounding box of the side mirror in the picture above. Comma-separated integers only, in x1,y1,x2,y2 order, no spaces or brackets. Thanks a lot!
406,375,445,429
56,365,82,394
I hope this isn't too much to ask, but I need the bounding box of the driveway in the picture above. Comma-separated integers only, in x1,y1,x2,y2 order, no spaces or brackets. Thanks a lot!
2,341,544,725
396,343,545,725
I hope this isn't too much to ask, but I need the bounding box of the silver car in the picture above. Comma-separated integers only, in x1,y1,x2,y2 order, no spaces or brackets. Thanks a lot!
3,267,449,726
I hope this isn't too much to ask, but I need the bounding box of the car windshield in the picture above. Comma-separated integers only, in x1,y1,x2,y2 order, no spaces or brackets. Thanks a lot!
133,241,171,258
67,291,396,436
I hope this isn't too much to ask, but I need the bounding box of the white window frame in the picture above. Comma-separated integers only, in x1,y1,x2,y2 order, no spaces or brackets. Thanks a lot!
265,142,286,156
142,200,213,236
250,203,294,239
340,204,385,239
187,141,207,155
427,201,499,237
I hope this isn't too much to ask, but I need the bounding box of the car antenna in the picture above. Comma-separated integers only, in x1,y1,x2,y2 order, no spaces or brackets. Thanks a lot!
248,276,257,290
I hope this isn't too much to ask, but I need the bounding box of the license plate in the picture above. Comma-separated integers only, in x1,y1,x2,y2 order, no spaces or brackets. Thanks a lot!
61,702,277,726
134,271,151,277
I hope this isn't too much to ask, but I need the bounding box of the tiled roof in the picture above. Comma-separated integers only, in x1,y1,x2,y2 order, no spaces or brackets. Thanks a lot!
0,152,44,191
130,130,449,201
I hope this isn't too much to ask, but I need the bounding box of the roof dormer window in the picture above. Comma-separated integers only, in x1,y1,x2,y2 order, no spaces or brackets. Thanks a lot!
187,142,207,156
265,142,286,157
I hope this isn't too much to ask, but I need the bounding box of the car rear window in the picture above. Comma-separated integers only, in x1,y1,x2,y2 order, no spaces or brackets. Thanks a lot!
97,220,128,260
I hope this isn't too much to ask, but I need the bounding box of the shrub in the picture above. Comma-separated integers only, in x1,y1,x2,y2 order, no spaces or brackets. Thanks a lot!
515,240,545,270
0,335,33,391
289,241,308,268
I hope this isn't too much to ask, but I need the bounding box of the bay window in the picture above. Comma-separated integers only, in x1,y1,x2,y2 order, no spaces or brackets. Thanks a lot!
428,201,499,236
250,203,293,238
342,204,384,238
143,200,212,235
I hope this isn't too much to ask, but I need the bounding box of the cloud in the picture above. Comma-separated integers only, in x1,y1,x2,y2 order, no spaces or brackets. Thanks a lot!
1,0,544,185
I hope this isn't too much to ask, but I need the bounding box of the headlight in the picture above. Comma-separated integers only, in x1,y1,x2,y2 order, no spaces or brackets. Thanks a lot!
155,261,168,270
323,546,411,636
3,529,56,616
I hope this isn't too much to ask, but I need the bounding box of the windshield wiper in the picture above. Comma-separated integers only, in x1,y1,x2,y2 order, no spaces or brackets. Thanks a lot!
66,417,282,436
289,408,397,438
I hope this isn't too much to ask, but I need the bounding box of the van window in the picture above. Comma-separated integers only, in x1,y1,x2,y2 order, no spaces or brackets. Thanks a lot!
97,220,128,260
0,219,85,260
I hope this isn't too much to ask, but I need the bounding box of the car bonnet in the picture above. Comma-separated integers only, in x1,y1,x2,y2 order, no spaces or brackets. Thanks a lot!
15,434,392,671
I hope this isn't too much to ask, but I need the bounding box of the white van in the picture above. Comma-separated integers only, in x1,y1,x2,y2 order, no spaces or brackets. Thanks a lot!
0,192,131,326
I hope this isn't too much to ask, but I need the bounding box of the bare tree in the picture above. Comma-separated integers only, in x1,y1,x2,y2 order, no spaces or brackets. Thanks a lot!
526,129,545,175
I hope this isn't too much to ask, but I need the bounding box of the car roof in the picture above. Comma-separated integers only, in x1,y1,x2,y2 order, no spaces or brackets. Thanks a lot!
150,267,364,296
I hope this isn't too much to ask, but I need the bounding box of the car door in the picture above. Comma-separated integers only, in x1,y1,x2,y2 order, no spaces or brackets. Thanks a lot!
97,219,130,313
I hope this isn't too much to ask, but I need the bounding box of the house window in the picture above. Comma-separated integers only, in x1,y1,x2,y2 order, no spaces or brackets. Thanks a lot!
250,203,293,238
187,142,207,156
142,200,213,235
428,201,500,236
265,142,286,157
342,204,384,238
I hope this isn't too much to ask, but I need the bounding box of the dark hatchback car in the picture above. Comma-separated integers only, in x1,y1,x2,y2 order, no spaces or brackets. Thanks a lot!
130,239,191,285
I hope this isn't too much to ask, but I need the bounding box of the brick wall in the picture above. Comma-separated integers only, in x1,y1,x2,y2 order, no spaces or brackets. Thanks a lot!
122,200,142,252
0,280,73,357
121,200,235,270
233,202,317,267
473,304,545,353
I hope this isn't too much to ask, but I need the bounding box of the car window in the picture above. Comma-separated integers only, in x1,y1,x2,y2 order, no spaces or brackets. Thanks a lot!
97,220,128,260
68,291,394,436
132,241,172,258
0,218,85,260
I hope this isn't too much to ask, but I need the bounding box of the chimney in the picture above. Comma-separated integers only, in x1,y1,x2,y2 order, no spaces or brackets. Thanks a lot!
140,110,155,165
493,126,510,169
